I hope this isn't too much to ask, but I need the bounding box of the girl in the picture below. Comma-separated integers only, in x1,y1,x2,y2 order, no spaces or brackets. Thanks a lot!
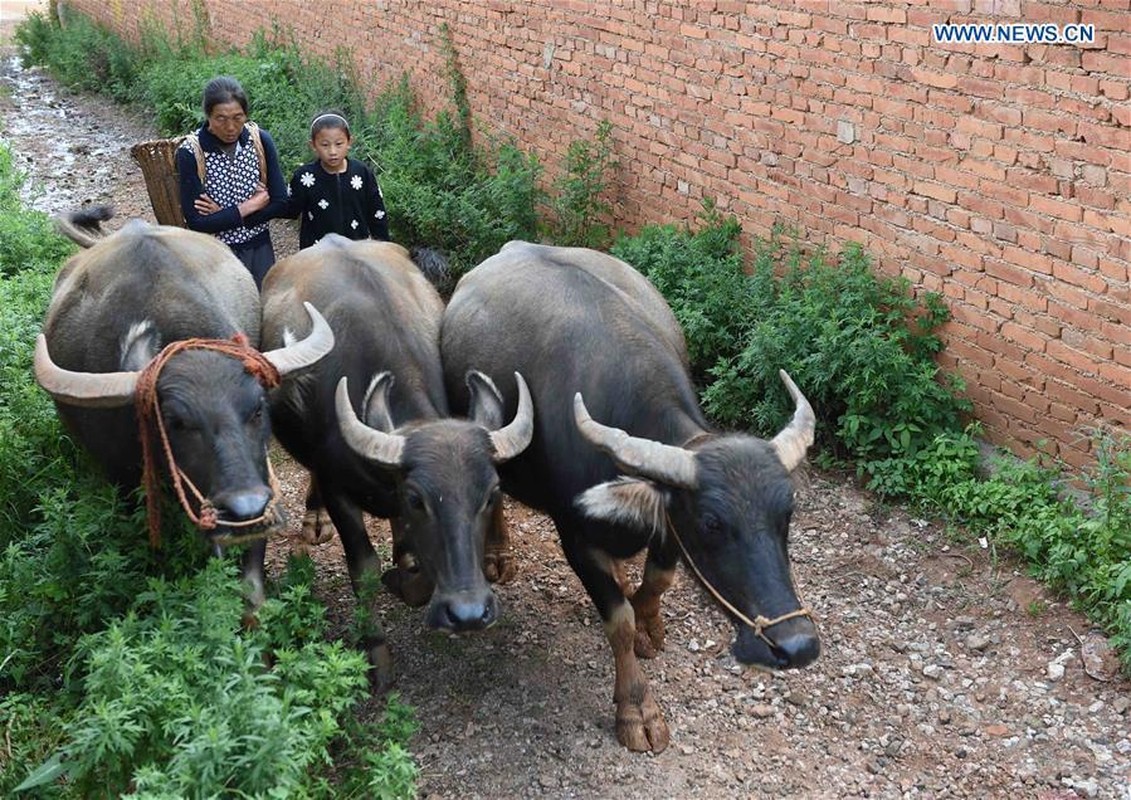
176,75,289,288
286,112,390,249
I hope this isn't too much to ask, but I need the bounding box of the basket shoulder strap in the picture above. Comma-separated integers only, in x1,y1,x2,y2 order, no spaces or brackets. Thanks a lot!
183,133,206,183
245,121,267,185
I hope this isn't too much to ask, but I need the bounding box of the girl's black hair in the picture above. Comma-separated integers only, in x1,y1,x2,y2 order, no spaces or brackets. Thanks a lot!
202,76,249,116
310,112,351,140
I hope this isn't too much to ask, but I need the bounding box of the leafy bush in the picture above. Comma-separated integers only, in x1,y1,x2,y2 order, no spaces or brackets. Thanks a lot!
15,11,139,103
897,430,1131,668
15,558,376,798
548,119,618,249
610,201,751,382
613,210,970,459
373,77,541,279
703,236,969,460
0,146,75,277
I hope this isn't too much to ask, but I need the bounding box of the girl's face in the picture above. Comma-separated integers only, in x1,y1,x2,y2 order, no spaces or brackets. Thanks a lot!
311,126,351,173
207,100,247,145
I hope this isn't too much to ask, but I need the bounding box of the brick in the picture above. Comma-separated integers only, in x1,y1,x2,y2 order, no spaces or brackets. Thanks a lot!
1079,121,1131,149
1028,194,1085,222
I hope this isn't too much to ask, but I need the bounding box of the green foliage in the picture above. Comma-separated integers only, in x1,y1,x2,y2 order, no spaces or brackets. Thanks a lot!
703,235,968,456
0,692,68,798
610,200,749,381
863,427,984,506
12,10,52,67
325,696,420,800
14,559,373,798
438,23,472,150
548,119,618,249
613,210,969,456
373,77,541,278
15,12,139,103
0,146,75,277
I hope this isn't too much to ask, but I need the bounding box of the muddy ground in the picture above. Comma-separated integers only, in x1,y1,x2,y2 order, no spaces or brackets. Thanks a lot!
2,12,1130,799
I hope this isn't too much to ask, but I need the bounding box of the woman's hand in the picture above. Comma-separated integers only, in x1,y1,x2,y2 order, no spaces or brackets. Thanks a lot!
237,184,269,218
194,193,221,216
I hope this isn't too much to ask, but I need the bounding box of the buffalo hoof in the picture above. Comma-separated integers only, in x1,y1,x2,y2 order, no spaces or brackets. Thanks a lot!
382,566,434,608
367,642,395,694
633,601,665,656
483,547,517,584
615,688,669,753
300,509,336,546
633,615,665,659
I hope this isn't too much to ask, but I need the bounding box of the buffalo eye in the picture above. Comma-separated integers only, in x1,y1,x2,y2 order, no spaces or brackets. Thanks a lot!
163,410,191,433
404,488,427,514
700,511,722,536
247,399,267,425
481,486,501,514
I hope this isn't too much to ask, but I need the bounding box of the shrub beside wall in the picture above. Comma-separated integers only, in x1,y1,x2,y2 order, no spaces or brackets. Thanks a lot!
58,0,1130,471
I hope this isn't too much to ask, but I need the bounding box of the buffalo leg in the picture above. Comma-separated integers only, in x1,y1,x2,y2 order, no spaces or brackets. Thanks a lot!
484,499,516,584
321,486,393,692
630,535,680,659
558,521,669,753
301,473,336,546
239,537,268,628
382,517,434,607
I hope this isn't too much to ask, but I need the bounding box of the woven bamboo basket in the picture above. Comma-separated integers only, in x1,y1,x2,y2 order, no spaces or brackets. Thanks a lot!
130,137,187,227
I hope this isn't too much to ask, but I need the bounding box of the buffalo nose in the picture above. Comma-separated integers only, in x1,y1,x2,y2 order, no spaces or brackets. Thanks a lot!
428,592,498,632
214,487,272,522
776,631,820,668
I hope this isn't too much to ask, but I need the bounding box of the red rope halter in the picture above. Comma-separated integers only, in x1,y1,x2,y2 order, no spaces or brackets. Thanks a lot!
134,332,281,548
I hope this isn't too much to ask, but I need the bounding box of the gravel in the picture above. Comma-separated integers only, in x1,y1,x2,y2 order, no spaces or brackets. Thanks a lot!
3,39,1129,800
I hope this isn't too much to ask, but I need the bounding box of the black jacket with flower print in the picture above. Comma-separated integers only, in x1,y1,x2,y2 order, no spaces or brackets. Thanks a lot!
284,157,390,249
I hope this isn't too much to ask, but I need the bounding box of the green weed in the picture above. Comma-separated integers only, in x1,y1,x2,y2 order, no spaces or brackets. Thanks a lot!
548,119,619,249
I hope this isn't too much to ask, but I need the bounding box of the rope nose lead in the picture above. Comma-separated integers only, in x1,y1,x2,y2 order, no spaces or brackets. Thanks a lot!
135,333,282,548
666,512,814,650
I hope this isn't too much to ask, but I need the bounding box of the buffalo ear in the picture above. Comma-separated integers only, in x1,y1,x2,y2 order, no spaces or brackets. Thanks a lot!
575,477,668,537
465,370,506,430
361,372,396,432
120,321,160,371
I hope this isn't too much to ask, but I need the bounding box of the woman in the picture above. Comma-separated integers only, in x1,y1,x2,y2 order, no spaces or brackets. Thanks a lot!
176,75,288,288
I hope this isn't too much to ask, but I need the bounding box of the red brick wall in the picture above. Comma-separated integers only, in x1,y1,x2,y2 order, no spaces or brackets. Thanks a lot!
61,0,1130,470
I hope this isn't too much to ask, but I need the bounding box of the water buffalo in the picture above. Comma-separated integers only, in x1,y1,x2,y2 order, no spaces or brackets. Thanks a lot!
440,241,819,752
34,206,333,606
260,235,533,688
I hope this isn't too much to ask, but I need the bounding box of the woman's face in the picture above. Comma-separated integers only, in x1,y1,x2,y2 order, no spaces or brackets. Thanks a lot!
207,100,247,144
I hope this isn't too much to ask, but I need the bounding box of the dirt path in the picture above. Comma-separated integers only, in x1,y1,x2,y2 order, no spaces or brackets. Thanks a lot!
2,14,1129,799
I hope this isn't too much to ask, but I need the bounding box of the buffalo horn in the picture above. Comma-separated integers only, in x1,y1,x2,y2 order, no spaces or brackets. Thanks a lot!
33,334,139,408
335,376,406,467
573,393,698,489
488,372,534,463
262,302,334,376
769,369,816,472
